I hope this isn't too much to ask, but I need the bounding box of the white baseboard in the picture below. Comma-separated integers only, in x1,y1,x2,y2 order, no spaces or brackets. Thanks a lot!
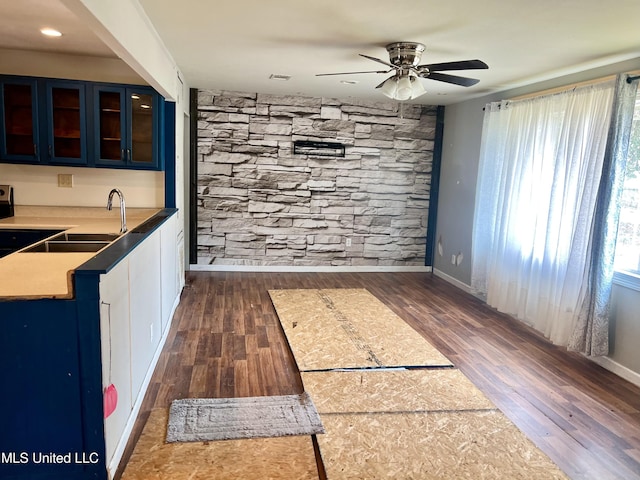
107,292,180,479
590,355,640,389
190,264,432,273
429,270,640,387
433,268,473,294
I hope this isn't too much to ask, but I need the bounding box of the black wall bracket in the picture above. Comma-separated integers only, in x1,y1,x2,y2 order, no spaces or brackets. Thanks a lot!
293,140,345,157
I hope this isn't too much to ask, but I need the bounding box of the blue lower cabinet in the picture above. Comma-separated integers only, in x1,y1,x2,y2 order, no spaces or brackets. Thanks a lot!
0,295,107,480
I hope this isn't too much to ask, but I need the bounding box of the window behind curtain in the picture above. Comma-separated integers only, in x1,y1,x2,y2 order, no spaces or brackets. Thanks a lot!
615,90,640,275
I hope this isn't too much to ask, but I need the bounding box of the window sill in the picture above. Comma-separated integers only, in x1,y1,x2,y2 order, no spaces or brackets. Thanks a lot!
613,270,640,292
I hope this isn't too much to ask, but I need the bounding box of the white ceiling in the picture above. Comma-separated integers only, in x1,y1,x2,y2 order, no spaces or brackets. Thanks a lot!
0,0,114,58
2,0,640,105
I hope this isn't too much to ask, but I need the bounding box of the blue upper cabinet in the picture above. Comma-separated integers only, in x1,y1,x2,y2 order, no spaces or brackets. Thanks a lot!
45,81,88,166
94,85,162,170
0,77,41,164
0,75,165,171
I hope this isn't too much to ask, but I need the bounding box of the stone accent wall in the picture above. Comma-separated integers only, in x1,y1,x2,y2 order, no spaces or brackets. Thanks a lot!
196,90,437,267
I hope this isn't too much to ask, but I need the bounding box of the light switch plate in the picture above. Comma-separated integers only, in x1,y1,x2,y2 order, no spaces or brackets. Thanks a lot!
58,173,73,188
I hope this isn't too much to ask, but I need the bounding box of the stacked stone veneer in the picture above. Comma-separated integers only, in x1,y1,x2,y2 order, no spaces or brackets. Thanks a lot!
196,90,437,267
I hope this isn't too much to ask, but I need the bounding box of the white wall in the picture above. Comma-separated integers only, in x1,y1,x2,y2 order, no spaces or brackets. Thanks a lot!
435,56,640,381
433,95,488,285
2,164,164,208
0,48,145,85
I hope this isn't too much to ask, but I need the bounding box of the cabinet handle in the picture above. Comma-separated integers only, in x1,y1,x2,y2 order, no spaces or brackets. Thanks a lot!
127,148,131,161
33,144,37,156
121,149,125,161
48,145,52,157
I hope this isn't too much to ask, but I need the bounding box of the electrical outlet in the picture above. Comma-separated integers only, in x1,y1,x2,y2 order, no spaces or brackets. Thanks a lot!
451,254,456,265
345,237,352,247
58,173,73,188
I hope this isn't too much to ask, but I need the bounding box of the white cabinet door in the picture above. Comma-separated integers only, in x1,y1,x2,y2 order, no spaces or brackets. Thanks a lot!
128,229,162,401
160,213,178,333
99,258,132,469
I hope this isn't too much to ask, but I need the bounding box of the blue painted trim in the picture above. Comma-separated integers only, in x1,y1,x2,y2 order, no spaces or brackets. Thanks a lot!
164,101,176,208
74,274,108,480
425,106,445,267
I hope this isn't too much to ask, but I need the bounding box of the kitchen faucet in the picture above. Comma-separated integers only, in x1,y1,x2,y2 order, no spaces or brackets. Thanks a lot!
107,188,127,234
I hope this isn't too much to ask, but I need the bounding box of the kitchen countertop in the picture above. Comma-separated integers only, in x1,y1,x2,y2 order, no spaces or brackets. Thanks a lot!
0,206,162,300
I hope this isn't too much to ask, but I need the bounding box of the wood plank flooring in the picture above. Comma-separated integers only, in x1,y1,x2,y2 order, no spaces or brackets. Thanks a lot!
117,272,640,479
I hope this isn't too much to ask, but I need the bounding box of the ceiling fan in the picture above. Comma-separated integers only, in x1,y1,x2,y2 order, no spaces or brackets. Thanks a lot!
316,42,489,101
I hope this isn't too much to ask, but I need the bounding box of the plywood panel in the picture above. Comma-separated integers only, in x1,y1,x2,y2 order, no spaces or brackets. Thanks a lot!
317,411,568,480
302,369,495,414
269,288,451,370
121,408,319,480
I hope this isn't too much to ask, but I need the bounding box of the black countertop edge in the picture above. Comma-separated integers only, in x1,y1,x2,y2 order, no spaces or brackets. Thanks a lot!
75,208,178,276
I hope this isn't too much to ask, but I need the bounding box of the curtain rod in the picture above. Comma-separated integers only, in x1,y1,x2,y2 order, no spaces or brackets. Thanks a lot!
483,71,640,109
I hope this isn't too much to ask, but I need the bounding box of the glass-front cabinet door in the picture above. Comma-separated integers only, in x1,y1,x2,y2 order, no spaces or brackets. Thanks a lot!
46,82,87,165
0,79,40,162
94,85,159,169
95,87,126,166
129,89,156,167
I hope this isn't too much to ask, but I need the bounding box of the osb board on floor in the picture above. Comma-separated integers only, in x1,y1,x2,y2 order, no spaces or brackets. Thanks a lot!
121,408,319,480
301,369,495,414
317,411,569,480
268,288,452,371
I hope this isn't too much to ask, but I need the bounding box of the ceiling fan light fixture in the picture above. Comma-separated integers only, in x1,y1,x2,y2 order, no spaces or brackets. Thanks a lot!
396,75,413,101
380,74,426,101
380,76,398,99
410,76,427,99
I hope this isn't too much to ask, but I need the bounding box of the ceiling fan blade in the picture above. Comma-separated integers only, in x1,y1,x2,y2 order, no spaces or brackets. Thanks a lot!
423,72,480,87
420,59,489,72
374,78,390,89
316,69,391,77
359,54,398,70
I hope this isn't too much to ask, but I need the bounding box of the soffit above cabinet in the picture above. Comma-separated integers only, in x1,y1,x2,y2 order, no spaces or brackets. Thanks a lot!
0,0,115,58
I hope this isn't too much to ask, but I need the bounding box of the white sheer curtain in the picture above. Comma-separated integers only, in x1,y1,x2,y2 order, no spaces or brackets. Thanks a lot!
471,81,615,346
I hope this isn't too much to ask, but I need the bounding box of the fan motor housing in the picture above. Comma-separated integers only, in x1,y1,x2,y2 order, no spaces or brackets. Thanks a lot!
386,42,426,67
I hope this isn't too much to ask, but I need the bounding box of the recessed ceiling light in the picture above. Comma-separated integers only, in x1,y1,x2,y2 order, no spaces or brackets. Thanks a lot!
340,80,359,85
140,104,151,109
269,74,291,81
40,28,62,37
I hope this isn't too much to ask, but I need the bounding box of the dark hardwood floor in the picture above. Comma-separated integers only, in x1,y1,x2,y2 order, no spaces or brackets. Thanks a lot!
117,271,640,479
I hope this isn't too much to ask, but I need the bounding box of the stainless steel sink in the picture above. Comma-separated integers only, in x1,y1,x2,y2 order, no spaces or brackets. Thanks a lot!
52,233,121,242
19,231,121,253
23,241,111,253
